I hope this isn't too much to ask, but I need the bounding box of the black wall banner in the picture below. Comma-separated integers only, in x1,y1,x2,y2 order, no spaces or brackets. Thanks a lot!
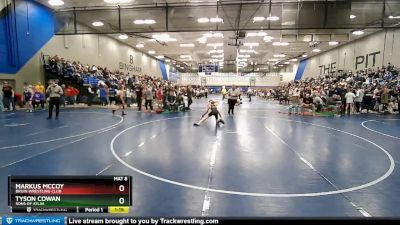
119,54,142,73
318,51,381,75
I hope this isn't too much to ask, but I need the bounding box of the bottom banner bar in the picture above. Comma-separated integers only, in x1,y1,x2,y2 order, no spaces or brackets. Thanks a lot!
2,217,398,225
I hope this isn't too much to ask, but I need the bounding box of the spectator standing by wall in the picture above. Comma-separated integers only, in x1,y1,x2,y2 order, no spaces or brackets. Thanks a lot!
99,85,108,106
46,80,63,120
354,86,364,113
362,88,374,113
156,86,164,111
221,86,227,101
23,83,34,113
87,85,96,106
143,86,154,112
2,81,15,111
186,86,194,110
345,88,356,115
381,86,389,112
135,83,143,112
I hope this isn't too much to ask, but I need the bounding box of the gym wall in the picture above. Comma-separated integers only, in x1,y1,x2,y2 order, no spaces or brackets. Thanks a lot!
0,0,164,93
295,28,400,80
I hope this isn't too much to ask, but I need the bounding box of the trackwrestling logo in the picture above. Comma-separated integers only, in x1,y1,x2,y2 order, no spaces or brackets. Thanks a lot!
2,216,64,225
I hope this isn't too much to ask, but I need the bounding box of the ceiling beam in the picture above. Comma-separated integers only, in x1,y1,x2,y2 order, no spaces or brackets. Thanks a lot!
56,26,387,36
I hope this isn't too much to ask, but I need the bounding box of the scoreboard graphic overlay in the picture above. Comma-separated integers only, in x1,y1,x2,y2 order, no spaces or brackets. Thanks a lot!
8,176,132,213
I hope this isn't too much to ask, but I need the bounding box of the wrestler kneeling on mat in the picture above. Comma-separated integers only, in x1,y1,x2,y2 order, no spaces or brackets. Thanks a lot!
194,100,225,126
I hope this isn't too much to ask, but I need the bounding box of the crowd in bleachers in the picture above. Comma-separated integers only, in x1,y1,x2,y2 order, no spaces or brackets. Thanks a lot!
43,55,216,112
271,63,400,116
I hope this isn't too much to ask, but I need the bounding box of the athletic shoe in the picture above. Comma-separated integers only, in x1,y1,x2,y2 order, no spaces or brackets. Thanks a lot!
112,109,116,115
122,113,127,116
219,119,225,124
193,123,199,126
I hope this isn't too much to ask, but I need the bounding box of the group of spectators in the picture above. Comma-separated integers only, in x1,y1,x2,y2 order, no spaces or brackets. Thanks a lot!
44,55,207,113
1,80,80,113
1,81,46,112
274,63,400,116
92,76,199,113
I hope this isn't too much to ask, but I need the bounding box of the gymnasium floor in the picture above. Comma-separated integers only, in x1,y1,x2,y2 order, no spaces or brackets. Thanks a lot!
0,96,399,217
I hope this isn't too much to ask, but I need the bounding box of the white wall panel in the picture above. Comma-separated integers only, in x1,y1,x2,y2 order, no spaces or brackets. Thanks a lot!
301,28,400,79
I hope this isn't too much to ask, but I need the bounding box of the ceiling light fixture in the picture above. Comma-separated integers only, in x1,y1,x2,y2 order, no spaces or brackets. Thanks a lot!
253,16,265,22
136,43,144,48
352,30,364,35
134,19,156,25
155,55,164,59
272,42,289,46
266,16,280,21
263,36,275,42
312,48,321,53
208,50,224,54
243,42,259,47
118,34,128,40
203,32,224,38
290,59,298,62
92,21,104,27
104,0,132,3
180,43,195,47
210,17,223,23
48,0,64,6
211,54,224,58
389,15,400,19
198,18,210,23
240,49,255,53
273,54,286,58
198,17,223,23
246,32,267,37
207,43,223,47
302,54,308,58
329,41,339,46
350,14,356,19
148,50,156,54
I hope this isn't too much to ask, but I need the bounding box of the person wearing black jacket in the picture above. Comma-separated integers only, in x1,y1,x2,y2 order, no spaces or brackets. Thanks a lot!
2,81,15,111
186,85,194,110
135,83,143,111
